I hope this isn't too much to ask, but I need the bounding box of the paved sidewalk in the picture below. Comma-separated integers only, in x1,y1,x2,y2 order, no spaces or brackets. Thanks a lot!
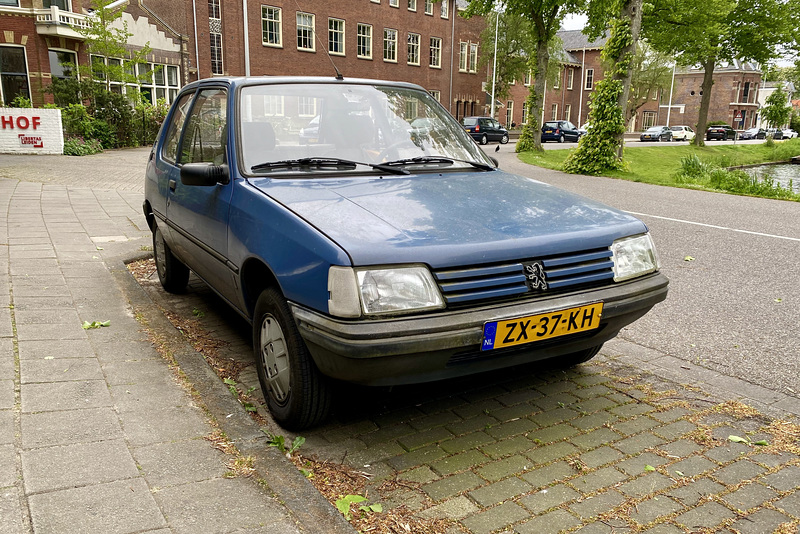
0,149,351,534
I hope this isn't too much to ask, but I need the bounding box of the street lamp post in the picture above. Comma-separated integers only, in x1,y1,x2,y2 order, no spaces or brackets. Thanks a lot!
490,10,499,119
666,62,676,127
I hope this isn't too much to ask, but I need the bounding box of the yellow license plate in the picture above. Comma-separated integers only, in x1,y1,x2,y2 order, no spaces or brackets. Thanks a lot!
481,302,603,351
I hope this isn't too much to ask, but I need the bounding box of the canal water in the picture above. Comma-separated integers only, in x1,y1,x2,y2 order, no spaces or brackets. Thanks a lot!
743,163,800,193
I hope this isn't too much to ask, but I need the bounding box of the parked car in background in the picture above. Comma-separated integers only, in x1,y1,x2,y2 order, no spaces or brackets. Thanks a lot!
640,126,673,142
669,125,695,141
706,125,737,141
541,120,582,143
462,116,509,145
765,128,784,140
782,129,798,139
577,123,591,136
144,76,668,429
739,127,766,140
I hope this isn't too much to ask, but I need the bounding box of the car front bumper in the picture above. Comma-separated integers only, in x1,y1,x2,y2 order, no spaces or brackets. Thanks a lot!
290,272,668,386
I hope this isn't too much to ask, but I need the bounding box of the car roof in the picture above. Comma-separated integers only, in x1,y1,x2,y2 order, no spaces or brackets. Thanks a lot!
180,75,425,93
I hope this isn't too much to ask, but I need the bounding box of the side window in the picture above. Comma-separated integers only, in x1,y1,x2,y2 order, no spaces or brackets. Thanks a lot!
162,92,194,164
179,88,228,164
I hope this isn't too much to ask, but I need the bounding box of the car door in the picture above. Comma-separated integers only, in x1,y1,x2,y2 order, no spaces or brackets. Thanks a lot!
166,85,239,304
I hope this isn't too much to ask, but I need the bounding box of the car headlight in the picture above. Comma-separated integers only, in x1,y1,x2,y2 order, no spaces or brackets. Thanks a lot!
328,265,445,318
611,233,660,282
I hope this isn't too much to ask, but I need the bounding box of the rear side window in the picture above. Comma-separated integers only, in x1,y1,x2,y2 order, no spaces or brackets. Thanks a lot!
544,122,558,129
162,92,194,164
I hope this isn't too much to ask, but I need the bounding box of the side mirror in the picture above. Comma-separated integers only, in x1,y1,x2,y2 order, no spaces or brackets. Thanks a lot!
489,156,499,168
180,163,229,186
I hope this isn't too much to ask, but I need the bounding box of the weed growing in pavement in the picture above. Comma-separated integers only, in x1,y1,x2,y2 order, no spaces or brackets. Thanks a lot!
334,494,383,521
264,432,305,457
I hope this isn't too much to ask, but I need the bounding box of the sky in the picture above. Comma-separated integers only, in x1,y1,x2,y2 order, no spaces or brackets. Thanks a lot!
561,14,588,31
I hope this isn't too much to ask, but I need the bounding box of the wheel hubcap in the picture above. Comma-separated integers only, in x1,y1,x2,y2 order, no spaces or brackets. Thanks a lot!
259,314,290,404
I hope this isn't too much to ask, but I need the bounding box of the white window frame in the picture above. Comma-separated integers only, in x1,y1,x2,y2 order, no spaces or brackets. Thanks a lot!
585,68,594,90
551,103,558,121
506,101,513,127
564,103,571,122
440,0,448,18
407,32,420,66
424,0,433,15
357,23,372,59
389,0,399,6
383,28,398,63
429,89,440,101
429,37,441,69
328,18,345,56
468,43,478,73
261,6,282,48
553,69,560,89
298,96,316,117
567,69,574,90
523,71,531,86
296,12,315,52
458,41,467,72
408,0,417,11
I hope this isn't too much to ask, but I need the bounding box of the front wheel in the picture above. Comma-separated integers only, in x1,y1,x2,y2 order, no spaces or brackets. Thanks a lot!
500,134,509,144
153,225,189,293
558,134,565,143
253,288,332,430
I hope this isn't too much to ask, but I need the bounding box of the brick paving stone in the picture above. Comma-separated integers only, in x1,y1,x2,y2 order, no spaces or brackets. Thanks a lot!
431,450,488,476
674,501,735,530
398,426,454,451
573,522,615,533
452,399,504,420
446,414,499,436
657,439,704,459
629,495,683,525
609,403,654,418
762,465,800,491
418,495,479,521
618,472,674,498
536,381,577,396
476,455,531,482
640,524,686,534
572,374,611,387
614,432,666,455
489,403,540,423
408,411,463,432
729,508,792,534
668,456,718,477
579,446,624,470
482,435,536,459
704,443,751,463
612,416,660,436
571,428,623,450
572,384,614,399
530,407,579,427
486,417,537,440
398,466,439,485
525,441,580,465
440,432,494,455
495,388,544,407
652,420,698,440
721,482,778,511
774,491,800,517
461,501,528,534
519,483,581,513
570,412,619,432
422,472,484,502
651,407,690,423
521,461,577,489
568,489,626,519
572,396,618,413
569,467,628,495
515,508,582,534
750,451,797,468
534,393,582,412
666,477,726,507
468,476,531,507
387,444,448,471
528,422,580,444
713,460,768,485
359,423,416,446
616,452,670,476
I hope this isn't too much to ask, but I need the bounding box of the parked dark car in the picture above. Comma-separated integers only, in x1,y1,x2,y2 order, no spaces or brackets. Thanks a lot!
541,120,582,143
640,126,673,142
765,128,784,140
706,125,737,141
739,127,766,140
462,116,509,145
144,76,669,429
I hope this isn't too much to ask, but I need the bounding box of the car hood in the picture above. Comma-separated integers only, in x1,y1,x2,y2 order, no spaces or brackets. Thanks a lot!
249,170,647,267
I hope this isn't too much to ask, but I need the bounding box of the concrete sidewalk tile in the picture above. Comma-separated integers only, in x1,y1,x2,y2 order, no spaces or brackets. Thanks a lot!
774,491,800,516
13,308,79,325
652,420,698,440
133,439,227,488
729,508,792,534
109,382,192,413
481,435,534,459
570,412,619,432
0,380,13,410
21,408,122,449
515,508,582,534
0,487,24,533
15,322,87,342
525,440,581,465
616,452,669,477
713,459,768,485
117,405,211,447
10,296,74,310
519,483,580,513
21,380,112,413
485,417,538,440
674,501,735,530
445,414,497,436
422,471,484,501
527,422,579,444
430,449,488,476
762,465,800,491
704,443,752,463
387,444,448,471
91,340,160,363
419,495,479,521
666,478,726,506
476,455,530,482
579,446,624,470
521,461,576,489
101,359,175,386
569,489,626,519
614,432,666,456
628,495,683,525
28,477,166,534
530,407,579,427
20,358,103,383
407,410,462,432
469,476,531,507
618,472,674,498
21,439,139,494
154,477,295,534
397,426,454,451
0,443,17,487
570,466,628,495
461,501,528,534
0,411,13,446
721,482,778,511
571,427,624,450
657,439,704,459
440,431,494,454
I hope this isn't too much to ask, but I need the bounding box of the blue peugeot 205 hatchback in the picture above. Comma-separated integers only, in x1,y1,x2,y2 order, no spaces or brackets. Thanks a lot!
144,76,668,429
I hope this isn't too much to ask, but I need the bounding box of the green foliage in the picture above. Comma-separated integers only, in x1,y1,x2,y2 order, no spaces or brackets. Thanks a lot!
790,110,800,133
762,86,792,128
264,432,306,456
334,494,383,521
64,137,104,156
61,104,94,139
8,95,33,108
706,120,729,126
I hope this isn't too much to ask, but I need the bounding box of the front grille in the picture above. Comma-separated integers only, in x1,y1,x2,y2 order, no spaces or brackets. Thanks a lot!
433,247,614,306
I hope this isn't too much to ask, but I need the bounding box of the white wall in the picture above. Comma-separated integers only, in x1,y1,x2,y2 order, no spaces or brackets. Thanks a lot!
0,108,64,155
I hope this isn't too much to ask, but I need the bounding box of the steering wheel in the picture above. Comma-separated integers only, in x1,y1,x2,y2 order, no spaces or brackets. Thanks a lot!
376,139,421,162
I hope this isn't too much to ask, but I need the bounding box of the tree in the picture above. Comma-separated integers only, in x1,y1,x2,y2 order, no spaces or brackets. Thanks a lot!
477,11,535,110
642,0,798,147
465,0,586,152
762,85,792,127
628,42,673,126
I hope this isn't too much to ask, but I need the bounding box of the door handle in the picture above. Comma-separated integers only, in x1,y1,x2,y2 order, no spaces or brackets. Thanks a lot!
169,179,176,192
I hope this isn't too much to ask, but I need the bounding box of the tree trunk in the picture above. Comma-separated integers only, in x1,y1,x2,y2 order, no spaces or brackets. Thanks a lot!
517,39,549,153
614,0,643,158
693,56,716,147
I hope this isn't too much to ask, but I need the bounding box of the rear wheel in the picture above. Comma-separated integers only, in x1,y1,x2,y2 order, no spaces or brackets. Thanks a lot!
558,134,565,143
500,134,509,144
253,287,332,430
479,134,488,145
153,225,189,293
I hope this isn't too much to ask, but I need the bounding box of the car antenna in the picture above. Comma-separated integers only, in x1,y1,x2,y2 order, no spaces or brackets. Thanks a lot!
296,0,344,80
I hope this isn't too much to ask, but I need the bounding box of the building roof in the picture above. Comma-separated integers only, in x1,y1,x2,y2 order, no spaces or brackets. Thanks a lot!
556,30,607,51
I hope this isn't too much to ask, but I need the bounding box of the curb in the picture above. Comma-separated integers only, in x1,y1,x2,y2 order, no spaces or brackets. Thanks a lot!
108,251,357,534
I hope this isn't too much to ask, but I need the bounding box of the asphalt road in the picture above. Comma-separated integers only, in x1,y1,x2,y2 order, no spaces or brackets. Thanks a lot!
488,142,800,400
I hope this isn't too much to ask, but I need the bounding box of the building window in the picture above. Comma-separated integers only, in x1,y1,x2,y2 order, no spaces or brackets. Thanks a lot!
208,0,223,74
0,0,20,6
297,12,315,51
521,102,528,125
585,68,593,90
408,0,416,10
468,43,478,73
262,6,282,47
357,24,372,59
429,37,441,68
440,0,448,18
553,69,560,89
551,103,558,120
210,33,223,74
642,110,656,128
429,89,440,101
523,71,531,86
167,65,179,101
742,81,750,102
383,28,397,62
458,42,467,72
506,101,513,127
564,103,571,121
567,69,574,90
407,33,420,66
389,0,398,6
0,46,29,106
48,49,77,78
44,0,69,9
424,0,433,15
298,96,316,117
329,18,345,55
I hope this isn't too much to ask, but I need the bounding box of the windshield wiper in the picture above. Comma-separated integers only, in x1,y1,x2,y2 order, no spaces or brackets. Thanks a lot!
381,156,495,171
251,157,409,175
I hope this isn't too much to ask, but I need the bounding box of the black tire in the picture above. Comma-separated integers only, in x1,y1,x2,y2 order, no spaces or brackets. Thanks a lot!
558,134,565,143
153,225,189,293
253,287,332,430
558,345,603,368
500,134,509,144
480,134,488,145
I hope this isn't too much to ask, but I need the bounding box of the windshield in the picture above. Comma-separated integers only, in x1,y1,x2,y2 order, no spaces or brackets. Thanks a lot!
238,82,492,175
646,127,662,132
